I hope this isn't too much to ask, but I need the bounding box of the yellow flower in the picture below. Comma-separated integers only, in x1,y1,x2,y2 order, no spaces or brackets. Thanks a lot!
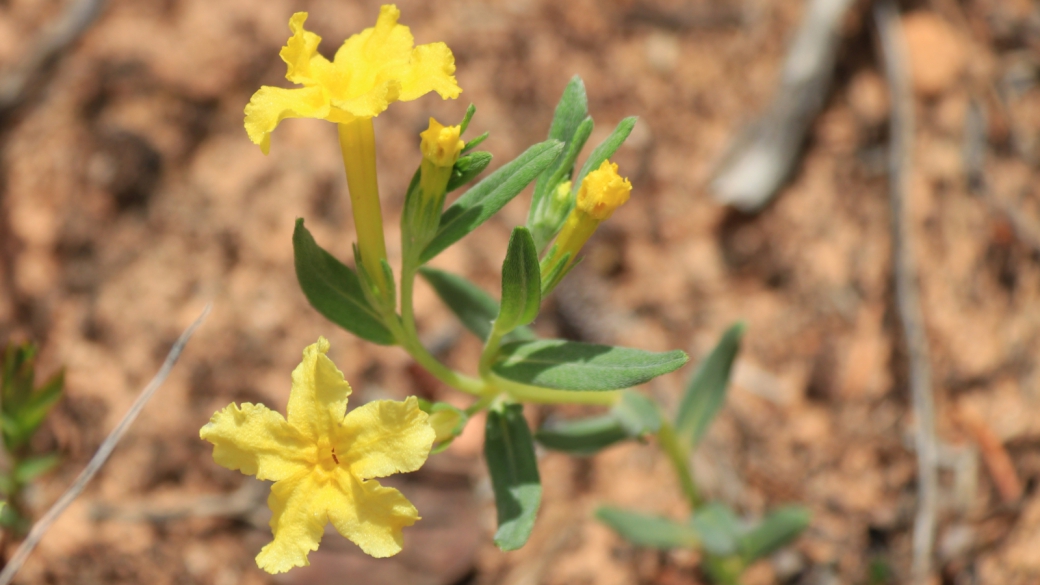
540,160,631,293
243,6,461,300
244,6,462,154
575,160,631,220
200,338,435,574
420,117,464,168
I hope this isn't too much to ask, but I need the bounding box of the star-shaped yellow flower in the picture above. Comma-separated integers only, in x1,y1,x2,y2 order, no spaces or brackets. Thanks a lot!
200,337,436,574
245,5,462,154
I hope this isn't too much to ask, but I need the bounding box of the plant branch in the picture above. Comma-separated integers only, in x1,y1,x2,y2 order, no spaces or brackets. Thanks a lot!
395,262,488,397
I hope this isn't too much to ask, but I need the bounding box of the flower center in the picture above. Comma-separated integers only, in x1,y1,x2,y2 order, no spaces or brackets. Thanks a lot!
315,438,340,471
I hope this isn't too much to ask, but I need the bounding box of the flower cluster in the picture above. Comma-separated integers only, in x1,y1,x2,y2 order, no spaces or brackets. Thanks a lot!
204,3,659,576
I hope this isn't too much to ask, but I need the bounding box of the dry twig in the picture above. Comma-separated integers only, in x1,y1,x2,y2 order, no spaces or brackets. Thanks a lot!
0,0,106,115
711,0,856,211
873,2,939,583
0,305,210,585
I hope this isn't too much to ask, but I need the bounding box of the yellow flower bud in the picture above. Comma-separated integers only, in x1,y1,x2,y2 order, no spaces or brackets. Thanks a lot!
420,117,464,168
575,160,631,221
427,408,463,443
540,160,632,295
552,180,572,205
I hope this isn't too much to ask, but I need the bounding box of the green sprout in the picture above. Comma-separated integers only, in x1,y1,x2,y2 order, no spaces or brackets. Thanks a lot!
0,342,65,533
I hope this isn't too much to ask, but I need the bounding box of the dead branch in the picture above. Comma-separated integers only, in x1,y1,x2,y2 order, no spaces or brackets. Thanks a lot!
873,2,939,583
711,0,856,212
0,0,106,115
0,305,210,585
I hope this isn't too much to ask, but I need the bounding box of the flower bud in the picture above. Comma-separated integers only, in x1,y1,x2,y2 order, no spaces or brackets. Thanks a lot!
420,118,464,168
575,160,631,220
539,160,631,295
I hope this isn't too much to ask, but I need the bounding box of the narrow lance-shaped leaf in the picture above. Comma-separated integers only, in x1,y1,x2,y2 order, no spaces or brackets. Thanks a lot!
492,339,688,391
573,116,637,189
418,267,536,343
447,151,493,193
675,322,745,446
596,507,700,549
13,453,60,484
458,103,477,134
529,76,589,219
737,506,811,563
535,414,628,456
485,404,542,551
534,390,661,456
17,370,63,440
495,227,541,333
422,140,563,263
293,219,395,345
690,503,742,557
462,131,489,153
614,390,662,436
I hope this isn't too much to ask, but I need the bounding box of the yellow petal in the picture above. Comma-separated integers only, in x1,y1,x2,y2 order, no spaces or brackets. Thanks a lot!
329,79,400,120
328,4,459,115
286,337,352,441
576,160,632,220
199,403,311,482
244,85,330,154
399,42,460,101
328,474,419,558
336,396,435,479
255,472,332,574
332,5,414,91
280,12,332,85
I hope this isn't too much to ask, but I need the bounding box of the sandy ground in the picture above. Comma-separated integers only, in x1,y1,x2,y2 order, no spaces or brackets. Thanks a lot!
2,0,1040,583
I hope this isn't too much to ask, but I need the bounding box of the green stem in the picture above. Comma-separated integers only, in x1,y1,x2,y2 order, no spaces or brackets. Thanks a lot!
478,323,505,378
395,261,491,398
657,419,700,509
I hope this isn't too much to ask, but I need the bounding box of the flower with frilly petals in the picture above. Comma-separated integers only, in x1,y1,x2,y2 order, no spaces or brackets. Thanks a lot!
244,5,461,154
200,337,435,574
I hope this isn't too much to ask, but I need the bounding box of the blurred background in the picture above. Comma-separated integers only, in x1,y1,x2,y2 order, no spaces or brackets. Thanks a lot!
1,0,1039,583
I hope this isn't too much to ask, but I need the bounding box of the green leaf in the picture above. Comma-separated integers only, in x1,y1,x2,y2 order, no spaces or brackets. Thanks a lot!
491,339,688,391
529,117,595,252
690,503,741,556
418,267,536,343
596,506,699,549
16,370,64,439
462,131,489,153
535,414,628,456
737,506,811,562
13,453,60,483
459,103,477,134
529,76,590,217
613,390,662,436
573,116,637,188
549,76,589,145
2,343,36,410
447,151,492,193
485,404,541,551
496,227,541,333
292,219,395,345
534,390,661,456
422,139,563,263
675,322,745,446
